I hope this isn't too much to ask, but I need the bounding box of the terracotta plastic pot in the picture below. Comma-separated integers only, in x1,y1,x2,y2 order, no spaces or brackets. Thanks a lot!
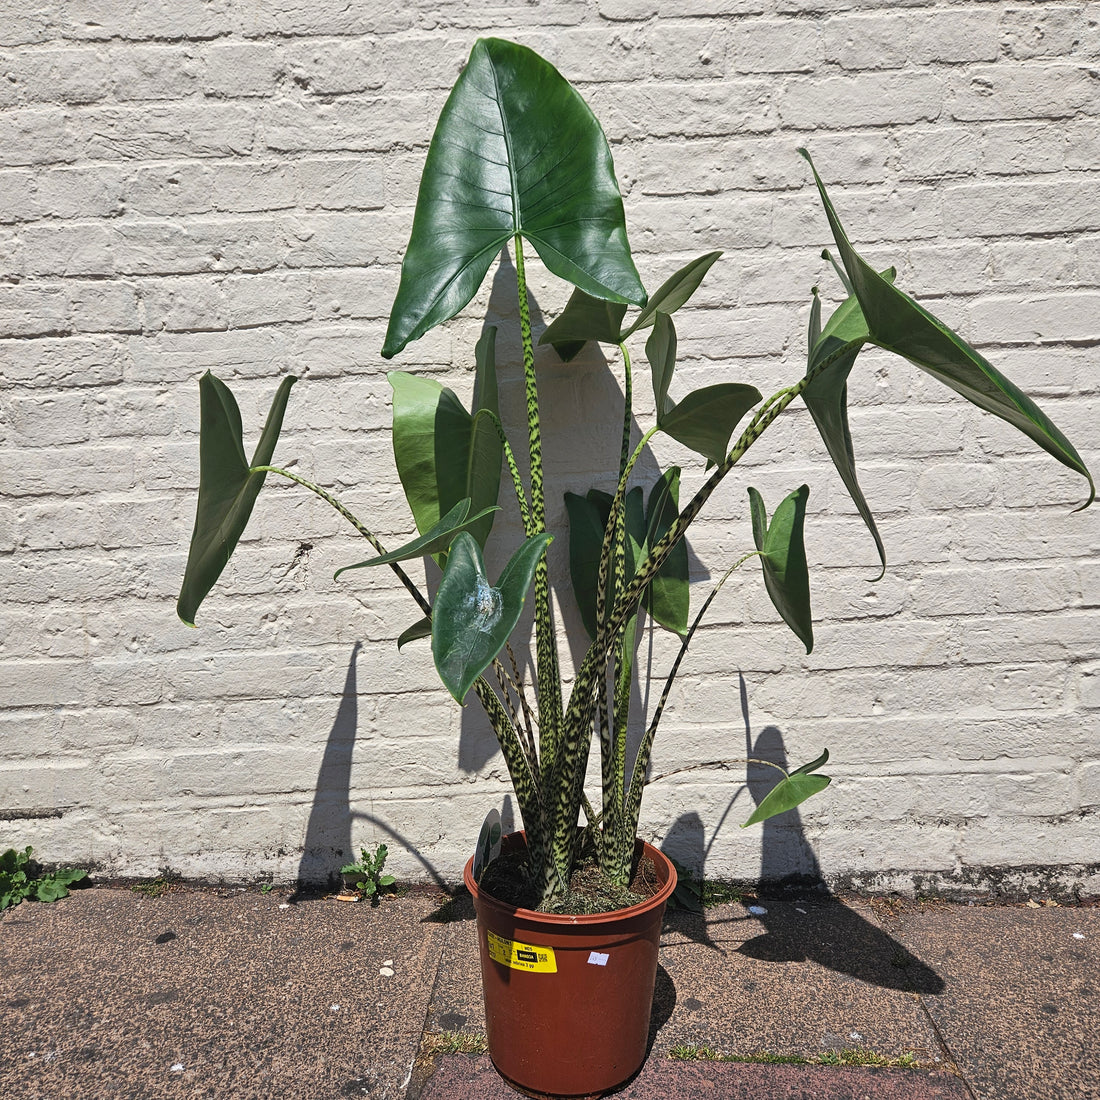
463,833,677,1098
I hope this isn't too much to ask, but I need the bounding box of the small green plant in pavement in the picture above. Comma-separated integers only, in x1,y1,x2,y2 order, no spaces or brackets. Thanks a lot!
341,844,396,904
1,846,88,911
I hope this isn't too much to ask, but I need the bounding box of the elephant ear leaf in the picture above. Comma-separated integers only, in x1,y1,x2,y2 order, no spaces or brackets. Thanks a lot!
742,749,831,827
383,37,645,359
177,372,297,627
748,484,813,654
800,148,1094,508
432,531,553,703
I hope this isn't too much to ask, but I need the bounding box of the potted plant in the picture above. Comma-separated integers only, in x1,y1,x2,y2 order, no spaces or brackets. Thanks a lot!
176,38,1093,1097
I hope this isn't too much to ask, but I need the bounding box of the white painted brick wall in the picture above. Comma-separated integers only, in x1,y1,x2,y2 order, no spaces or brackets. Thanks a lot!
1,1,1097,896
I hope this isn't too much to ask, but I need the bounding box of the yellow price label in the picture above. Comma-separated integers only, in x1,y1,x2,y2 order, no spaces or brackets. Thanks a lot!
486,930,557,973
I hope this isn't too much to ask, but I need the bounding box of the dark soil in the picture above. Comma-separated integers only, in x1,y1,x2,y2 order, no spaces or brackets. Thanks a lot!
479,848,662,916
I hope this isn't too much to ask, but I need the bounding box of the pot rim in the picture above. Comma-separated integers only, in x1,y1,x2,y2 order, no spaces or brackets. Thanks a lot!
462,832,677,926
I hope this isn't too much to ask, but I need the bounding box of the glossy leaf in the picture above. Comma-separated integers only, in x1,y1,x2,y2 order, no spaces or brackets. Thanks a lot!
383,37,645,359
803,277,897,579
432,531,553,702
801,148,1094,507
397,617,433,650
646,312,677,418
539,286,628,362
748,484,813,653
333,499,500,577
622,251,722,338
389,335,502,563
742,750,831,827
643,467,689,635
177,372,297,627
466,327,504,548
565,490,609,639
660,382,762,466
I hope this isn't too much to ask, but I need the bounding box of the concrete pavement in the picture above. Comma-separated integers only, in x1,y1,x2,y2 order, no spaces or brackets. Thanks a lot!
1,881,1096,1099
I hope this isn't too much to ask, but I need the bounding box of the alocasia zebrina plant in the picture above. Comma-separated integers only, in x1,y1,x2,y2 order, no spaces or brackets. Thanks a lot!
178,39,1094,910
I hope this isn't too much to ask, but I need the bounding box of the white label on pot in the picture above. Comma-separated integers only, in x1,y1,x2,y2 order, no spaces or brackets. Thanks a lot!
486,930,557,973
587,951,609,966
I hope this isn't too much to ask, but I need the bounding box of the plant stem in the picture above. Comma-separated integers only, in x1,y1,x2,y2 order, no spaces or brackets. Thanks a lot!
514,236,564,878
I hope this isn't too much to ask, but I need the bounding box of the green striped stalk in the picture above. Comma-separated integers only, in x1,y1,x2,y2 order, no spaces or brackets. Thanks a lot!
513,235,565,897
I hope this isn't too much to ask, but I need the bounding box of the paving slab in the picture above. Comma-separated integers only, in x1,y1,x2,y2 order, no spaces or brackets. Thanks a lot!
416,1053,970,1100
655,894,948,1065
884,902,1100,1100
0,885,449,1100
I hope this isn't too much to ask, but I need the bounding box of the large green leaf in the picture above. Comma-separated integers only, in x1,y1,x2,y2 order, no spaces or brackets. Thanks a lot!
801,149,1094,507
177,372,296,627
564,490,610,640
748,484,813,653
466,327,503,548
742,750,831,827
803,275,897,579
389,332,501,563
661,382,762,466
333,499,499,577
382,38,645,359
432,531,553,702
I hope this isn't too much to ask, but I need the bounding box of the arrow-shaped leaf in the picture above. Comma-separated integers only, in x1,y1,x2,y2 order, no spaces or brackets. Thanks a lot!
432,531,553,702
801,148,1094,508
661,382,762,466
646,311,677,419
177,372,297,627
397,617,433,649
742,749,831,827
333,499,500,577
802,274,898,579
748,484,813,653
622,251,722,338
539,286,628,362
643,467,689,635
383,38,645,359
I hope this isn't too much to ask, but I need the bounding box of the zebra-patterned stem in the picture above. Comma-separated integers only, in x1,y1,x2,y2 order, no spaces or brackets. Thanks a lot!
472,677,546,865
506,642,538,771
549,339,865,889
488,412,533,535
514,236,565,807
252,465,431,616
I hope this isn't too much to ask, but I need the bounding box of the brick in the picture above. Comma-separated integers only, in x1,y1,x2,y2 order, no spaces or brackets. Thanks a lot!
22,223,114,277
81,104,255,161
782,70,945,129
201,40,282,98
0,107,76,167
107,44,202,101
910,10,1001,64
3,46,113,105
950,64,1100,123
970,292,1100,344
295,158,387,211
981,122,1065,175
823,13,909,70
944,180,1100,237
1001,5,1092,60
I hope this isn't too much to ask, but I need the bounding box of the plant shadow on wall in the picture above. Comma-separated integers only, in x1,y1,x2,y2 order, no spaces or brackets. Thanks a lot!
662,677,943,994
291,641,456,897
